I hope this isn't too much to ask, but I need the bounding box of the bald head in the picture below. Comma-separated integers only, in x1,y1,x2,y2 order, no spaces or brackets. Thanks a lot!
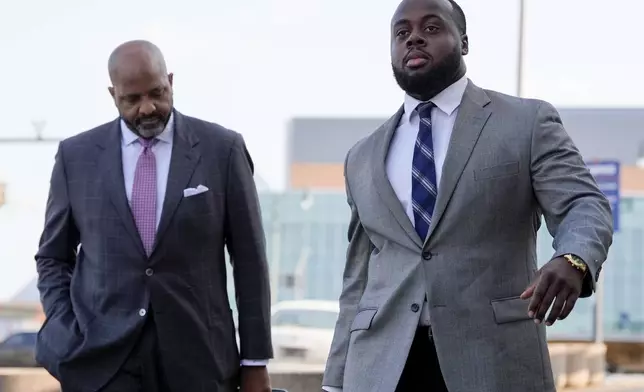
107,40,174,139
108,40,168,84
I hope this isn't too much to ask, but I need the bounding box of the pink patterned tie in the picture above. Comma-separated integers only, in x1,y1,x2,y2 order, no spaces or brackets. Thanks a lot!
131,138,157,256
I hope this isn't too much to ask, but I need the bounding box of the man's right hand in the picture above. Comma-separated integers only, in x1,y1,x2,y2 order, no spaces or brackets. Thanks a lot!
239,366,271,392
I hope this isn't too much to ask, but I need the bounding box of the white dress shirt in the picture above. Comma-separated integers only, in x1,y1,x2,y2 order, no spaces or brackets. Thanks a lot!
120,114,267,367
386,75,468,225
322,75,468,392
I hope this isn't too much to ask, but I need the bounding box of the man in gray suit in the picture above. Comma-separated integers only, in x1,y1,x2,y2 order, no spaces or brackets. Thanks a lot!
322,0,613,391
35,40,273,392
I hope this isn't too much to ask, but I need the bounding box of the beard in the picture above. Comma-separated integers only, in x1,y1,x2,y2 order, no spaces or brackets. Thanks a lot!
125,112,170,139
392,46,463,100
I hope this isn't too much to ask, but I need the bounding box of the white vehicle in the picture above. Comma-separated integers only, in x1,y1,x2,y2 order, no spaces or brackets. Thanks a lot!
270,300,339,364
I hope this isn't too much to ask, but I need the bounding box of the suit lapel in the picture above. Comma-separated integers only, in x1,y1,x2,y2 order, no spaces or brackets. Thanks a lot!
372,107,423,249
425,81,492,243
153,111,201,253
97,120,147,257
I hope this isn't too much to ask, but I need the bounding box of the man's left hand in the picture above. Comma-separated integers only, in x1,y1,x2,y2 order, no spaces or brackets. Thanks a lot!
520,257,585,326
240,366,271,392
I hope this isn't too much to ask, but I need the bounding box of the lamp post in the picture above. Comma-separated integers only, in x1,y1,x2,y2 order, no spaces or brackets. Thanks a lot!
637,141,644,168
294,191,314,300
0,120,62,143
594,274,604,344
0,121,61,208
516,0,526,97
270,194,282,305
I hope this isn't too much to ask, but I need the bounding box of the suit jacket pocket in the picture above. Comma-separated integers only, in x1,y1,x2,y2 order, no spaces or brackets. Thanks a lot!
350,308,378,332
37,311,83,360
181,192,213,216
474,161,520,181
490,296,532,324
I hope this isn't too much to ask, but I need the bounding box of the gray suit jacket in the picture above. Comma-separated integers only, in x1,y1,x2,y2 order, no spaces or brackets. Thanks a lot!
35,111,272,392
323,82,613,392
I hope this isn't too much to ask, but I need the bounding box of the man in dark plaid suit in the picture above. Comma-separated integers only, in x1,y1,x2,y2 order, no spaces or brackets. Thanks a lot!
35,40,273,392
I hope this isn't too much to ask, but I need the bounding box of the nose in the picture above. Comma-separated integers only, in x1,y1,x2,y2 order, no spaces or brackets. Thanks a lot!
406,32,426,48
138,99,156,117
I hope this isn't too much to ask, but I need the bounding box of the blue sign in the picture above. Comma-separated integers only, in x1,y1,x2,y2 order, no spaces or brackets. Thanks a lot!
586,160,620,232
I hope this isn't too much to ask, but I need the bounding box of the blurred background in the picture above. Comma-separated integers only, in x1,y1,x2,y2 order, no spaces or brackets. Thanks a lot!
1,0,644,390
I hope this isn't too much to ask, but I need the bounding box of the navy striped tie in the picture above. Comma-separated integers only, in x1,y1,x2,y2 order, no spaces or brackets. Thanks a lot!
411,102,438,241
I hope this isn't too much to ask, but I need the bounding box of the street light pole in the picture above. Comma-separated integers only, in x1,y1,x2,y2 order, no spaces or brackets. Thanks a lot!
0,121,61,208
270,195,282,305
0,137,62,143
516,0,526,97
594,273,605,343
0,121,62,144
294,191,314,300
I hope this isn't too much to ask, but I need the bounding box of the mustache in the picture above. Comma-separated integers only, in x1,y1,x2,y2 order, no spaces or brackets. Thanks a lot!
135,115,164,125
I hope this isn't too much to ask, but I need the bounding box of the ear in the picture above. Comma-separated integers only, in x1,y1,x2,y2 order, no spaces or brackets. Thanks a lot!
108,86,115,99
168,73,174,86
461,34,469,55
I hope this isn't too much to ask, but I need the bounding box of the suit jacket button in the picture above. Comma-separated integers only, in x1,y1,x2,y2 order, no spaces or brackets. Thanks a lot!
411,303,420,312
422,251,432,260
145,268,154,276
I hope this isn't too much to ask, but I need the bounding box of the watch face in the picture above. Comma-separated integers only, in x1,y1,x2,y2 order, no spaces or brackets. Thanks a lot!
565,255,586,271
572,259,586,271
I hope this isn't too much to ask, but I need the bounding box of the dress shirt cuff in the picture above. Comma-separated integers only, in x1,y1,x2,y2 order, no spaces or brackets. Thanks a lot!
240,359,269,366
322,387,342,392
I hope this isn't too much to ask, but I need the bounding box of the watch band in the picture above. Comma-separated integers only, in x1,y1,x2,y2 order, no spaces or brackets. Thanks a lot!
563,254,587,274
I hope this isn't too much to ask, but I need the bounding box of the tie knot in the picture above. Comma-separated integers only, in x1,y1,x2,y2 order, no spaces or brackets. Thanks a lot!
139,138,158,150
416,102,435,119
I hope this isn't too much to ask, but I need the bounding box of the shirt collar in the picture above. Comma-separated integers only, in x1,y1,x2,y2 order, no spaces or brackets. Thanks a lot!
402,75,469,123
120,112,175,146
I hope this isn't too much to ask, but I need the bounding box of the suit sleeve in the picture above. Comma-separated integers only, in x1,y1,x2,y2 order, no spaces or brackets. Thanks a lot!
35,142,80,318
323,150,372,389
530,101,614,298
224,133,273,361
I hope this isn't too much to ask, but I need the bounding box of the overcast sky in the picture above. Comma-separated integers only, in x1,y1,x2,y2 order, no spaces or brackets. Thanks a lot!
0,0,642,299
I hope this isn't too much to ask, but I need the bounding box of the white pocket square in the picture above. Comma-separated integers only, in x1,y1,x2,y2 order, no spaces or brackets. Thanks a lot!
183,184,209,198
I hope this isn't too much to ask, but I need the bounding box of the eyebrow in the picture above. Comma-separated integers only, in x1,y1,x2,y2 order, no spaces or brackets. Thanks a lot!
120,92,139,99
392,14,444,29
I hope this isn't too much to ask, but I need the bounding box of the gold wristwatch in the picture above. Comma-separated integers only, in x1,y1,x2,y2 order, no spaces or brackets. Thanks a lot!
563,254,587,274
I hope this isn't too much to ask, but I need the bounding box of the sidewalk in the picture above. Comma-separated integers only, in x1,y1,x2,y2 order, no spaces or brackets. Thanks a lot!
561,374,644,391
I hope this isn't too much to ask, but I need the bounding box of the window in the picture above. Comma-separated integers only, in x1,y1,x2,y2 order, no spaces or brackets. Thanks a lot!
1,333,37,348
272,309,338,329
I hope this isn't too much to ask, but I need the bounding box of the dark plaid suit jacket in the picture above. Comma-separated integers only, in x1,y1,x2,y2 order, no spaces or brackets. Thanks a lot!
35,110,272,392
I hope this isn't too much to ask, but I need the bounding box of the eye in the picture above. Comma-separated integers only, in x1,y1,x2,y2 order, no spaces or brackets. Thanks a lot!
425,25,439,33
149,88,164,98
123,95,140,105
396,29,410,38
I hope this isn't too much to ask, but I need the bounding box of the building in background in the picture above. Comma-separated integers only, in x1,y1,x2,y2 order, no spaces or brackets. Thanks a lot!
243,192,643,343
287,118,384,190
286,108,644,193
282,106,644,343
